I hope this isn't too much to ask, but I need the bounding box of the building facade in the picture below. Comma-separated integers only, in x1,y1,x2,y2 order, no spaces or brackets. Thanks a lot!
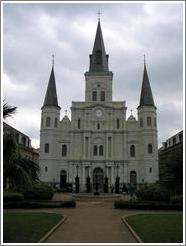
159,131,183,192
3,122,39,163
39,20,159,191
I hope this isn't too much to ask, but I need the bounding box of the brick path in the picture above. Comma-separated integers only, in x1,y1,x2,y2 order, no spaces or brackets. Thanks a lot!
46,194,138,243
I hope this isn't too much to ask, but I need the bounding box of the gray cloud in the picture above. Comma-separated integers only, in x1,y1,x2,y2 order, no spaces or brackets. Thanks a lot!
3,2,183,148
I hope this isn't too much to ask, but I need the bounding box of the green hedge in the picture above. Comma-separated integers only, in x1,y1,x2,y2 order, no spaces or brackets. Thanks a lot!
4,200,76,209
170,195,183,204
3,191,24,202
22,182,54,200
137,183,170,201
114,200,182,210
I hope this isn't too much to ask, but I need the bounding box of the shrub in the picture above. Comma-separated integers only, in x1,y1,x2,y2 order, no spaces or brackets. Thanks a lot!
3,190,24,202
114,200,182,210
137,183,170,201
170,195,183,204
4,200,76,209
23,182,54,200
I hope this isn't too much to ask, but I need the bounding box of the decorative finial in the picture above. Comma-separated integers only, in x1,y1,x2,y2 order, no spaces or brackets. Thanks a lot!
144,54,146,66
130,109,133,115
97,11,102,21
52,54,54,67
65,109,67,116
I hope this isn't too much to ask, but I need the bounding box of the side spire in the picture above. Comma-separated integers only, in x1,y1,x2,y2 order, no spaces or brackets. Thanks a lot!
43,57,59,108
89,19,109,73
139,57,155,107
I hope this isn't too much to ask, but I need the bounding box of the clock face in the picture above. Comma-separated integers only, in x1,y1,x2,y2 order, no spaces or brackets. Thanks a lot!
96,109,102,117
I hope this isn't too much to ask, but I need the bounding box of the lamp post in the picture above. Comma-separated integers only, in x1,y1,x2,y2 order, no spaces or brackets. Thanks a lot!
75,164,79,193
115,163,120,194
86,166,91,193
104,165,108,193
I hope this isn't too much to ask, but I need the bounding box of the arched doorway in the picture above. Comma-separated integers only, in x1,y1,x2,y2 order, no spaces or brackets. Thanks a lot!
60,170,67,189
93,167,104,192
130,171,137,185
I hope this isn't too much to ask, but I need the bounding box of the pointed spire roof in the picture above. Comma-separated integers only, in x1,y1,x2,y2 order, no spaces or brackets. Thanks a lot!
89,20,109,73
43,66,59,108
139,62,155,107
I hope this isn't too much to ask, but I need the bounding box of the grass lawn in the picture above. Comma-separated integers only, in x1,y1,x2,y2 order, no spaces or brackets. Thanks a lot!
126,213,183,243
3,212,63,243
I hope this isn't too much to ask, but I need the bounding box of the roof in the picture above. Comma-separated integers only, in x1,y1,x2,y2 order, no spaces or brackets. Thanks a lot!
89,20,109,73
139,64,155,107
3,122,29,138
43,66,59,108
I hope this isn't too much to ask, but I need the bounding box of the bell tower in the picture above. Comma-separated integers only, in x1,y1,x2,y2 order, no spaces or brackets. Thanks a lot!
39,57,61,182
137,57,159,183
85,20,113,103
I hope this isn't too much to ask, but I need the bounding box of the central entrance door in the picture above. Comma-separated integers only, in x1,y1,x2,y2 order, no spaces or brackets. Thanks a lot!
60,170,67,189
93,167,104,192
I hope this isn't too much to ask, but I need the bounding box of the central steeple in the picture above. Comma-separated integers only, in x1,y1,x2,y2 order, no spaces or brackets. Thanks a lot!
89,20,109,73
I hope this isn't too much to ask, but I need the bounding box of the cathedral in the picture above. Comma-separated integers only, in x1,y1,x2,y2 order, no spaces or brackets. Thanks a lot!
39,20,159,192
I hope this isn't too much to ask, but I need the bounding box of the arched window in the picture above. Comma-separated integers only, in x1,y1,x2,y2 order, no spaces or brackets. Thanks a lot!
140,118,143,127
93,145,97,156
130,171,137,185
108,137,112,158
45,143,49,153
62,144,67,156
78,118,81,129
147,117,152,126
45,166,48,172
97,123,100,130
99,145,103,156
130,145,135,157
46,117,51,127
117,119,120,129
92,91,97,101
95,50,102,64
41,118,43,128
100,91,105,101
154,117,157,127
54,118,58,128
148,144,153,154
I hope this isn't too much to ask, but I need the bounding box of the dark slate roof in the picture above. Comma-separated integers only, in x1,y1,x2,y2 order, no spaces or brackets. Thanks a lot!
43,66,59,107
89,20,109,72
139,64,155,107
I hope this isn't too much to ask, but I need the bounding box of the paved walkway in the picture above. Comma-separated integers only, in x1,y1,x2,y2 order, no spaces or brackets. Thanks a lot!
46,197,137,243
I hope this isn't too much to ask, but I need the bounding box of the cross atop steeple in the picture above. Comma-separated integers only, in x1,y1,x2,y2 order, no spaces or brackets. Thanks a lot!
97,11,102,21
52,54,54,67
144,54,146,66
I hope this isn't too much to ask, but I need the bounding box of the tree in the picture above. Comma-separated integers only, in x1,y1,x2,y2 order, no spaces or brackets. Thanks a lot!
3,101,17,119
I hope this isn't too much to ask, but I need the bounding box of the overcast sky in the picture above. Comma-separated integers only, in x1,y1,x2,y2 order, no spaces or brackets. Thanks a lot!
3,2,183,149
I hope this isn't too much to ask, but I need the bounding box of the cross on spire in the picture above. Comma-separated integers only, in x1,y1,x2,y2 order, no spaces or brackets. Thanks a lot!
144,54,146,66
97,11,102,21
52,54,54,67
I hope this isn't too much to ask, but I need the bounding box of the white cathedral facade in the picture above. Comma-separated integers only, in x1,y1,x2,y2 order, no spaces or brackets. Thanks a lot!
39,20,159,192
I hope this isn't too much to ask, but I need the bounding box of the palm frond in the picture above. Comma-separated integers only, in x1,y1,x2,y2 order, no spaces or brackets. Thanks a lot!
3,101,17,119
